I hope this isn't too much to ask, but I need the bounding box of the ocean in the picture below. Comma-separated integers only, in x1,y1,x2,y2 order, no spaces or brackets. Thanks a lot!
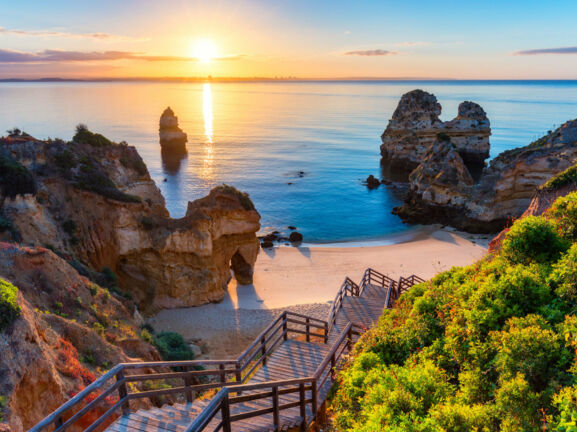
1,80,576,243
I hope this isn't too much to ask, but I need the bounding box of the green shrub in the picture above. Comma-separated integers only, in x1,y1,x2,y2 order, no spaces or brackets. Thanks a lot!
73,124,114,147
540,164,577,191
140,329,154,344
54,149,77,172
494,374,541,431
0,151,36,202
549,244,577,302
152,332,193,361
548,192,577,241
73,163,141,203
213,184,256,211
501,216,568,264
0,278,21,331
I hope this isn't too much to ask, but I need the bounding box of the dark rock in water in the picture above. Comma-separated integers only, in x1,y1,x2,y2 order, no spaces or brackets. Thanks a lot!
287,182,293,185
298,171,305,178
261,233,279,242
364,175,381,189
261,240,274,249
381,179,392,185
289,231,303,242
159,107,188,154
288,226,297,230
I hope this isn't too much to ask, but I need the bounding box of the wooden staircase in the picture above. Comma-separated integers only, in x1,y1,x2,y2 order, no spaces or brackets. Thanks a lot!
29,269,424,432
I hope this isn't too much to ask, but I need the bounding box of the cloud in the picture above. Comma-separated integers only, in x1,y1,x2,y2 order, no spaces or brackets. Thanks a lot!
0,26,147,42
344,49,397,56
0,49,244,63
514,46,577,55
344,30,351,35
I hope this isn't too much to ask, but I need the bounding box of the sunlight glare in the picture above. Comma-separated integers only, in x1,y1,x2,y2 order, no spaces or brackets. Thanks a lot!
193,39,218,63
201,83,214,179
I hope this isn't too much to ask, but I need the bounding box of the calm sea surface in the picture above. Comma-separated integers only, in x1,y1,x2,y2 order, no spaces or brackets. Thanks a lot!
1,80,576,243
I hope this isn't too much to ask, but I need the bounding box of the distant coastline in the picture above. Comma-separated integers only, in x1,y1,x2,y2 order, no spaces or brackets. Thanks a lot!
2,77,577,83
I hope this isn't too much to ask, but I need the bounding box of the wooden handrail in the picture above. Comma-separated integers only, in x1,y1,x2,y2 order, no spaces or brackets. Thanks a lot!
30,268,420,432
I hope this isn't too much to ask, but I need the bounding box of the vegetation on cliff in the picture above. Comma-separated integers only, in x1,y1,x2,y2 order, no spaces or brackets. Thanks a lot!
0,278,21,331
540,164,577,192
332,192,577,431
0,150,36,205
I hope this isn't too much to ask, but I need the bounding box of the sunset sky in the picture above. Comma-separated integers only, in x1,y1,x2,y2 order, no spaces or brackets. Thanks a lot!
2,0,577,79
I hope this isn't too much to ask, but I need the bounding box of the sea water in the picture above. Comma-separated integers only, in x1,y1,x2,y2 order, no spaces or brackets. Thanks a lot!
1,80,576,242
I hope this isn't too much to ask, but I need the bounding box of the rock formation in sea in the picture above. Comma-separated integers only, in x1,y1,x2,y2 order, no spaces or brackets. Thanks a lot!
0,126,260,313
159,107,188,154
380,89,491,171
394,119,577,232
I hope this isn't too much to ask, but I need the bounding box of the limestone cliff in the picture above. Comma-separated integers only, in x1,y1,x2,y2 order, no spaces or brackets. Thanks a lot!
395,119,577,233
159,107,187,154
0,127,260,312
380,89,491,170
0,243,158,432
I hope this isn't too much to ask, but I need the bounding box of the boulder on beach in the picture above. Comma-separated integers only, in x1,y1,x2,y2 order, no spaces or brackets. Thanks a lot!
159,107,188,154
289,231,303,243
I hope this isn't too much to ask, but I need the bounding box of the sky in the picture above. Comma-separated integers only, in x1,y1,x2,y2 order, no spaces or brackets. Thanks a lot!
1,0,577,79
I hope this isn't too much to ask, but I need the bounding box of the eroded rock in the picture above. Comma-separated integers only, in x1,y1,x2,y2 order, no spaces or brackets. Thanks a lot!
380,90,491,171
395,119,577,232
0,132,260,313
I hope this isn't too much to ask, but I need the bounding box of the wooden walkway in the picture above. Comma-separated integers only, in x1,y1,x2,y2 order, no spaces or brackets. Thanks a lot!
29,269,424,432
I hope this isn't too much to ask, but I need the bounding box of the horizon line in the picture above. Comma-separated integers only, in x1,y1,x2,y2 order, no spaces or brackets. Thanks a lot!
2,76,577,83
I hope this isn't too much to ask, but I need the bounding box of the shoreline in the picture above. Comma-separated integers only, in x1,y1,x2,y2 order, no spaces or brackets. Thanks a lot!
149,225,491,359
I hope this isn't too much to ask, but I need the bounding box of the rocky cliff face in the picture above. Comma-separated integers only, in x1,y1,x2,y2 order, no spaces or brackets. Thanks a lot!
0,244,157,432
395,119,577,233
0,128,260,313
380,90,491,170
159,107,187,154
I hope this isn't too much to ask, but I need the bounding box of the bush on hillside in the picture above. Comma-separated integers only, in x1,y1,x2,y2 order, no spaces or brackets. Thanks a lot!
152,332,193,361
548,192,577,242
213,184,256,211
0,278,21,332
501,216,567,264
0,151,36,203
540,164,577,191
73,124,114,147
331,192,577,431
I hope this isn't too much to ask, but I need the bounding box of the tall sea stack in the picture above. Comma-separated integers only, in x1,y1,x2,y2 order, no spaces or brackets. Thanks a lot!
159,107,188,154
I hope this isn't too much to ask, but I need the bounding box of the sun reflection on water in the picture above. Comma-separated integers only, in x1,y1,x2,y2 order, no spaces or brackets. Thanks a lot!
201,83,214,179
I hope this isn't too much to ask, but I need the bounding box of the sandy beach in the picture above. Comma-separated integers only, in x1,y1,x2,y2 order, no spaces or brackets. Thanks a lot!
149,225,490,358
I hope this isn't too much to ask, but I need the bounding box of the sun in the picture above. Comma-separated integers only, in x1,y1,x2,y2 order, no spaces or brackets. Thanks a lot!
192,39,218,63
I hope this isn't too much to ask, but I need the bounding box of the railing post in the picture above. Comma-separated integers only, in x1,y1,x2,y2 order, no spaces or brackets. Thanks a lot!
221,393,232,432
55,417,63,429
324,322,328,344
219,363,226,384
299,383,306,431
272,385,280,431
347,326,353,351
306,318,310,342
115,369,130,416
330,352,335,372
283,313,288,341
311,381,318,419
261,336,267,366
235,361,242,383
184,368,193,403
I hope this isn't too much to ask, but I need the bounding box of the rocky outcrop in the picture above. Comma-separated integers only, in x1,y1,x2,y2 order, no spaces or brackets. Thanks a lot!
159,107,187,154
395,119,577,233
0,129,260,313
0,244,158,432
380,90,491,170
